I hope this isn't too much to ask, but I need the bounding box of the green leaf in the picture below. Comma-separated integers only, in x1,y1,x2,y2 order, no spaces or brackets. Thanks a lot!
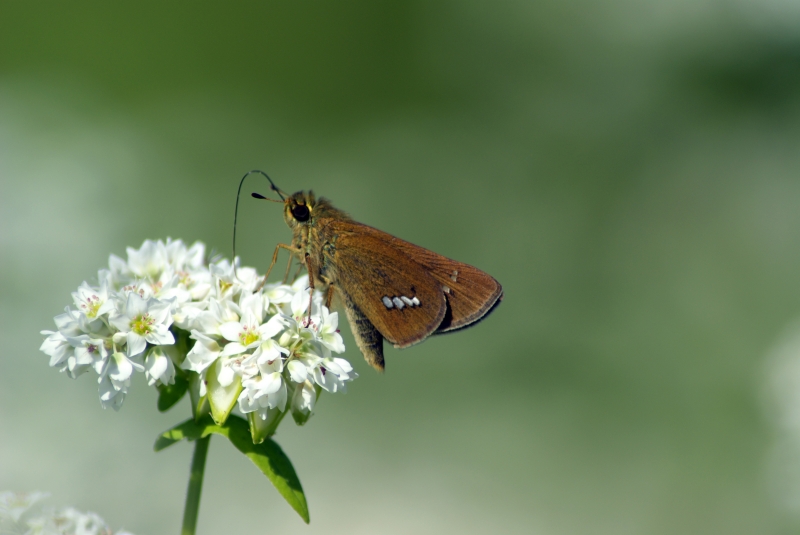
154,416,309,523
156,373,189,412
153,417,207,451
169,327,192,367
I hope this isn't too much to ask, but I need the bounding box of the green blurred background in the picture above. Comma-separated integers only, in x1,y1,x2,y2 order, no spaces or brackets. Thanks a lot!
3,1,800,533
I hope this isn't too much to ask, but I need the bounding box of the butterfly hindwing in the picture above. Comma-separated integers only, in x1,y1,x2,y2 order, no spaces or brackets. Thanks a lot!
322,220,503,335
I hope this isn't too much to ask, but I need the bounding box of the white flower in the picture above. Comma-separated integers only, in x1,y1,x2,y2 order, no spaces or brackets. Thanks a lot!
313,357,357,394
286,349,323,384
165,238,205,272
71,281,115,320
0,491,49,523
237,352,288,416
315,307,345,354
287,284,318,325
219,310,284,357
105,255,134,289
192,295,239,337
110,293,175,357
184,331,222,373
40,238,356,419
290,380,317,418
126,239,169,278
262,282,294,308
0,492,135,535
101,347,144,390
98,375,126,411
144,346,176,386
210,258,261,296
66,334,109,376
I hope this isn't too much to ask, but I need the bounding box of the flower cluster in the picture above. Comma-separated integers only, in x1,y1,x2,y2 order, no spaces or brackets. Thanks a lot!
0,491,133,535
40,239,355,427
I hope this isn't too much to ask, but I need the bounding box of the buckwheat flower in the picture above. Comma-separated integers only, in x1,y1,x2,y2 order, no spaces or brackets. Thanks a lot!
106,255,134,289
192,296,240,337
165,238,205,272
286,283,320,324
313,357,356,394
110,293,175,357
0,491,49,523
98,374,126,411
262,282,294,310
101,348,144,392
290,380,318,423
40,319,79,374
50,507,110,535
71,281,115,321
66,334,110,376
219,309,284,357
126,239,169,279
41,237,357,421
286,349,323,384
144,346,176,387
238,353,288,417
315,307,345,354
211,258,261,296
1,492,134,535
40,310,105,378
184,331,222,374
39,330,71,371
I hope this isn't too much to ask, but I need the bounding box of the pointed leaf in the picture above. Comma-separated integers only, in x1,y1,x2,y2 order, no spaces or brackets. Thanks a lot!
157,373,189,412
153,415,309,523
153,417,207,451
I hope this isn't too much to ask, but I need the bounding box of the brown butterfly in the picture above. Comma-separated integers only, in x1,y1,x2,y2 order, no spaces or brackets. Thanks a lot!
238,171,503,371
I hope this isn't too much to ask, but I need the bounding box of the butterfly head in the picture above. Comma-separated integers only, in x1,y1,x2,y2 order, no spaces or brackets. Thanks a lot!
284,191,316,228
284,191,351,229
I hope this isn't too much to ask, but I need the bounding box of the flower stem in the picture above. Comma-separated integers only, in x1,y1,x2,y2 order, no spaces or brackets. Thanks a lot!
181,435,211,535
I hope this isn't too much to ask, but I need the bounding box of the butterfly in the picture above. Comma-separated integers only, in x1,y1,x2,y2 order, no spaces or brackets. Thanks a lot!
240,171,503,370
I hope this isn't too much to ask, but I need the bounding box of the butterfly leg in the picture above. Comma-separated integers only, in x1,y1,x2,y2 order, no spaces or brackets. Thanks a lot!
304,253,315,327
324,284,335,309
281,254,293,284
256,243,296,292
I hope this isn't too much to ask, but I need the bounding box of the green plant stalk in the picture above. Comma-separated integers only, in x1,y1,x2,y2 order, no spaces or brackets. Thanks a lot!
181,435,211,535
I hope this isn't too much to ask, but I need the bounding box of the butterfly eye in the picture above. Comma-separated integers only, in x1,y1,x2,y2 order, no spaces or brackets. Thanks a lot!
292,204,310,222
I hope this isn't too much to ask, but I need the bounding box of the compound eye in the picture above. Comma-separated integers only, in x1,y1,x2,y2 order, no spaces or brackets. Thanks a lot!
291,204,310,222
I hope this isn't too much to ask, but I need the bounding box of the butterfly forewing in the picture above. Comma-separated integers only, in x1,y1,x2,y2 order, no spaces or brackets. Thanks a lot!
327,231,447,348
324,220,503,334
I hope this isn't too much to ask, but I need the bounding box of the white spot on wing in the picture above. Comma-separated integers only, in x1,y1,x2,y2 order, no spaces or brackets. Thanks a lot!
443,285,451,294
382,296,393,309
450,270,459,282
411,296,420,306
401,296,414,307
392,297,405,309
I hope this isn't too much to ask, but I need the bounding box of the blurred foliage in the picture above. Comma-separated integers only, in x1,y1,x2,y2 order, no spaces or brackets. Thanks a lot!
4,1,800,534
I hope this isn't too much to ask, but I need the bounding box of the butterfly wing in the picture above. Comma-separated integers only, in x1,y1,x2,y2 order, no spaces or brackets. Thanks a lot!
387,241,504,333
324,220,502,335
329,231,448,350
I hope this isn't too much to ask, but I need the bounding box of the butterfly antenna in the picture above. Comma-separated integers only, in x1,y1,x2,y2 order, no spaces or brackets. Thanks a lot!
233,170,285,280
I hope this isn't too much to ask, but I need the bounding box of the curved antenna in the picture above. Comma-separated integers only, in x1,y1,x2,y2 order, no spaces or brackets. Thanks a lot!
233,170,285,279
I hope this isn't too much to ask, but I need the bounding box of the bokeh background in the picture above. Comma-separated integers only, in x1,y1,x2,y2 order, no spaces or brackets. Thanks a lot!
4,1,800,534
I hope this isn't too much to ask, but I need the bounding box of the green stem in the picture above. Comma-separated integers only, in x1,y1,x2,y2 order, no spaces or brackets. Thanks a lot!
181,435,211,535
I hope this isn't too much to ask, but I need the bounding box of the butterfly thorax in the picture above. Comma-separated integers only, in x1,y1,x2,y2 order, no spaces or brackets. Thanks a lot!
284,190,353,285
